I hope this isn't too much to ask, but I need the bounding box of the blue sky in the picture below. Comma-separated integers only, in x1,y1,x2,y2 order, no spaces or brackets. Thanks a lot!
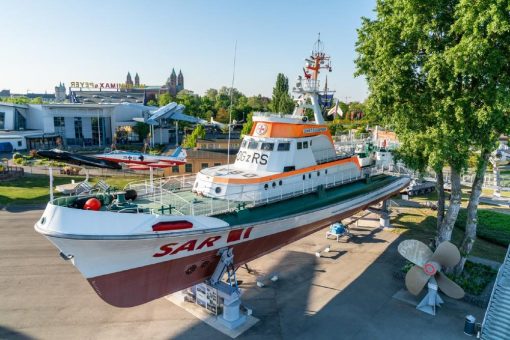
0,0,375,101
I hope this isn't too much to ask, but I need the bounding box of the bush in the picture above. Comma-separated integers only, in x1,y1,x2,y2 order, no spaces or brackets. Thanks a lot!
455,209,510,247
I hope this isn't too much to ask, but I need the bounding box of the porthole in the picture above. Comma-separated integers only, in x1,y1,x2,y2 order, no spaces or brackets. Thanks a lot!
264,183,269,190
185,264,197,275
215,187,221,194
272,182,276,188
279,180,282,186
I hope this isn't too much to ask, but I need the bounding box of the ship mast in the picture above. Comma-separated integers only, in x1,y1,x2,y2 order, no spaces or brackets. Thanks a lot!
292,33,333,125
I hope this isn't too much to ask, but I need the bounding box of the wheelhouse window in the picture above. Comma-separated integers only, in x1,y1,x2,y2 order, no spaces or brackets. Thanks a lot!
297,142,302,150
248,140,259,150
241,140,248,148
261,142,274,151
303,141,308,149
277,142,290,151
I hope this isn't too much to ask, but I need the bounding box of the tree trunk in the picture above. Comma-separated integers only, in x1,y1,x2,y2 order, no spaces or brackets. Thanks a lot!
435,168,446,248
454,150,491,275
436,167,462,244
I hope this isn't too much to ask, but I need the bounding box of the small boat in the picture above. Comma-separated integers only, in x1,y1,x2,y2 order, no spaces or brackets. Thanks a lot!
35,37,410,308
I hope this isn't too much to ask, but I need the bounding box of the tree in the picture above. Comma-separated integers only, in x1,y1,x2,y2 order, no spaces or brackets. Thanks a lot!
241,113,254,136
182,124,205,148
356,0,510,274
132,122,150,143
355,0,470,249
146,99,158,107
448,0,510,273
158,93,171,107
269,73,294,113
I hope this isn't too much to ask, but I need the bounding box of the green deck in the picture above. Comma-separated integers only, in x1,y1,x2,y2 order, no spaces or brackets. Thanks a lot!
216,174,397,225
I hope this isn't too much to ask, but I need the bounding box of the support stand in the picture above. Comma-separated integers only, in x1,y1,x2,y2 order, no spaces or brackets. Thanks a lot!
207,248,247,330
379,200,390,228
416,277,443,316
367,200,391,229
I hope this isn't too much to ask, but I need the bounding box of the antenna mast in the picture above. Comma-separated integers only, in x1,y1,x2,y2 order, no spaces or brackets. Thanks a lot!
226,41,237,172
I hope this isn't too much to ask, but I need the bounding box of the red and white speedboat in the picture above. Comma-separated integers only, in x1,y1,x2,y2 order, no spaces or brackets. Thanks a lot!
35,39,410,308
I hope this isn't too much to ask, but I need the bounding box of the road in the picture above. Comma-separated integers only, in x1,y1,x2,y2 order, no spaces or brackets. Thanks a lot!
0,208,485,339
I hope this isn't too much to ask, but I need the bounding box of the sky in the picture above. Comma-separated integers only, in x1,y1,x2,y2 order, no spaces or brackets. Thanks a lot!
0,0,376,102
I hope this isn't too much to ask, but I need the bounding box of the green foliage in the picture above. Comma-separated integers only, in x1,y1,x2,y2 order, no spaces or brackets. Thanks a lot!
1,96,47,105
182,124,206,148
158,93,172,107
328,122,345,136
146,99,158,107
455,209,510,247
132,122,150,142
269,73,295,114
241,113,254,136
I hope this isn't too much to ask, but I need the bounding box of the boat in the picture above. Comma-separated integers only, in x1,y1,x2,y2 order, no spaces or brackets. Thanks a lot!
34,37,410,308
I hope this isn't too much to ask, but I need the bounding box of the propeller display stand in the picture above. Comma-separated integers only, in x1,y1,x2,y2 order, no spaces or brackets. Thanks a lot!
416,277,443,316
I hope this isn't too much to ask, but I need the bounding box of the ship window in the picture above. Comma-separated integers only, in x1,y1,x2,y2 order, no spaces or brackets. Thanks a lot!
317,171,320,177
215,187,221,194
261,142,274,151
303,141,308,149
283,166,295,172
248,140,259,150
310,140,313,146
297,142,302,150
272,182,276,188
277,142,290,151
308,173,311,179
241,140,247,148
264,183,268,190
325,169,328,174
302,174,305,180
279,180,282,186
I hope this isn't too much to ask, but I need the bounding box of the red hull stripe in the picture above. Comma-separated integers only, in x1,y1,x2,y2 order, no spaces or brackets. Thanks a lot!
152,221,193,232
227,229,243,243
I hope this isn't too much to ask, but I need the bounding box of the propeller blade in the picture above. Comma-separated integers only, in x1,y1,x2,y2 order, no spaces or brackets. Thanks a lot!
398,240,433,266
405,265,430,296
436,272,465,299
430,241,461,268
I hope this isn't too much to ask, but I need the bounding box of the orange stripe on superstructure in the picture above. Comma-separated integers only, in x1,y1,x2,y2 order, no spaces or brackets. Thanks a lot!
212,156,361,185
251,121,334,144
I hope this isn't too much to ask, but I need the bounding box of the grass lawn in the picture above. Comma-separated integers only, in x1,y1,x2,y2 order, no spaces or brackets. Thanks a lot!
390,206,508,262
0,174,147,205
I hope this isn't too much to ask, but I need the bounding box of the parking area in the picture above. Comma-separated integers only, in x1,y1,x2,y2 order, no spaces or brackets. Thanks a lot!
0,209,484,339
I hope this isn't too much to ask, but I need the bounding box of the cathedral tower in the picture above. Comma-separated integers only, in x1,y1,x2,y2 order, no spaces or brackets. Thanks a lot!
126,72,133,87
177,70,184,93
134,73,140,87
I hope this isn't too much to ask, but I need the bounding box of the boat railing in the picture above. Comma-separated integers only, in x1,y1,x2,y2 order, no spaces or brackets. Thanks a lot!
125,174,197,195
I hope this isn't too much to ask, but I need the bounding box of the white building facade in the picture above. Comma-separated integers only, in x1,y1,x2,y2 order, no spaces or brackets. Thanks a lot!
0,102,153,151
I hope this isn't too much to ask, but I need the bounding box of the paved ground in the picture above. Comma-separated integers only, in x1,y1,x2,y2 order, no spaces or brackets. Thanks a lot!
0,209,485,339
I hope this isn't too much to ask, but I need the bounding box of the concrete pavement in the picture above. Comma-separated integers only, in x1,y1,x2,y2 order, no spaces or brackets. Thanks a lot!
0,209,484,339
